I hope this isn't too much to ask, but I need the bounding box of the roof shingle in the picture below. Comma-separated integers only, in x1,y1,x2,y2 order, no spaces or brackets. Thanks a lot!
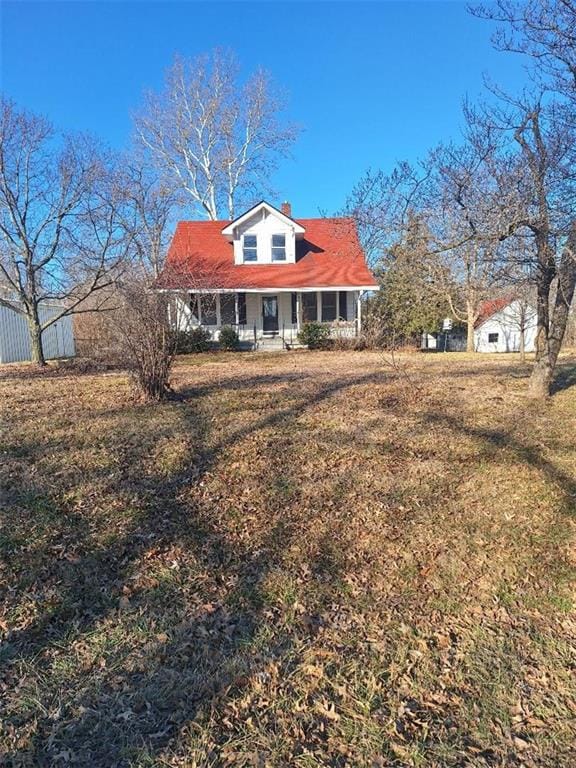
155,217,378,290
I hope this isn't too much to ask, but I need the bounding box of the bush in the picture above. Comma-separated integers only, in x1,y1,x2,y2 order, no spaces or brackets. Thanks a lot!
297,321,331,349
219,325,240,351
113,284,176,401
172,327,212,354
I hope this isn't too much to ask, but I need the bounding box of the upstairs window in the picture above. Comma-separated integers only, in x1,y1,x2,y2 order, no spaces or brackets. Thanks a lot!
271,233,286,261
243,234,257,262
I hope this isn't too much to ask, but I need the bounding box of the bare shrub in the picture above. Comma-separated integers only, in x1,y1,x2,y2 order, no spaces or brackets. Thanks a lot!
112,281,176,400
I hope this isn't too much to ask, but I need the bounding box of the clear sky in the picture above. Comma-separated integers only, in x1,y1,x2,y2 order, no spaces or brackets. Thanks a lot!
0,1,530,218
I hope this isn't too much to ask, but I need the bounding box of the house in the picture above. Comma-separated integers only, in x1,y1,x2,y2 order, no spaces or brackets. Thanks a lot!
0,298,75,364
474,297,537,353
155,201,378,348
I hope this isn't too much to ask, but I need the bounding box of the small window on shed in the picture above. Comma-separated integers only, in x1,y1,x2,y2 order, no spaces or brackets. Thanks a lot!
488,332,499,343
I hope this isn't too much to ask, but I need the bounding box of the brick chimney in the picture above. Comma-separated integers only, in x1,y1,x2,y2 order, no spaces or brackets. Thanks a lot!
280,201,292,218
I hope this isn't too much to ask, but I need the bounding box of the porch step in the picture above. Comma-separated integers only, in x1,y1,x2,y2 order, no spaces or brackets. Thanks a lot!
257,336,288,352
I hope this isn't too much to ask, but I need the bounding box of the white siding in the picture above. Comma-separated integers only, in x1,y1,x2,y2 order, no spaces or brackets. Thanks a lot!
474,301,537,353
0,302,75,364
171,290,359,344
233,209,297,265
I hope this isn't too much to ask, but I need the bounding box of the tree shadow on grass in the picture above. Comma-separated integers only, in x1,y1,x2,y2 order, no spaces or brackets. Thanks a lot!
551,360,576,394
1,370,381,767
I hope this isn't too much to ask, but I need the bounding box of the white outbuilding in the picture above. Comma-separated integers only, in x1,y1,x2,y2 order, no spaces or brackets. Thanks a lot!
474,298,537,353
0,300,75,364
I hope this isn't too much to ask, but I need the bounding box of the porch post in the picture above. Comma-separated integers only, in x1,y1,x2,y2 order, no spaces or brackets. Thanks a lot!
357,291,362,335
316,291,321,323
234,293,239,326
296,292,302,330
216,294,221,327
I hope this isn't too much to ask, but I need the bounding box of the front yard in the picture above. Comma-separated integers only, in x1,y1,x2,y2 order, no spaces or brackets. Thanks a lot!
1,350,576,767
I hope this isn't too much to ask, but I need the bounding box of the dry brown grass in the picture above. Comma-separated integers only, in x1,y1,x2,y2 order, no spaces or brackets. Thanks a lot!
1,350,576,767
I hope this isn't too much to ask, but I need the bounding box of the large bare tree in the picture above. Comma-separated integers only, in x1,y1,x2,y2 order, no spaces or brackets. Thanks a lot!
481,95,576,395
135,50,298,220
115,159,178,278
345,136,514,351
0,98,134,366
472,0,576,395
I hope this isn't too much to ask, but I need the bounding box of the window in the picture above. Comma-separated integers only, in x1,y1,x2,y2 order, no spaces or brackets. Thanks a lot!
202,294,218,326
243,234,257,261
338,291,348,321
488,332,499,343
271,233,286,261
321,292,337,322
237,293,247,325
302,292,317,322
220,294,236,325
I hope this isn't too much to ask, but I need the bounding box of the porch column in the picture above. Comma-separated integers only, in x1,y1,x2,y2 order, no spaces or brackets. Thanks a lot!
296,292,302,330
316,291,322,323
215,294,222,327
357,291,362,335
234,293,239,326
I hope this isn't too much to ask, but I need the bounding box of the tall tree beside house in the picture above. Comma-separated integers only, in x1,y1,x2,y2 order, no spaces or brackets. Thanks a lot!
115,159,178,279
369,212,449,345
428,139,516,352
472,1,576,396
346,138,513,352
0,98,134,366
134,49,298,220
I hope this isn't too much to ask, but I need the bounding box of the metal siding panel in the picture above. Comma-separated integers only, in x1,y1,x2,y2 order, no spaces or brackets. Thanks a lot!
0,301,76,363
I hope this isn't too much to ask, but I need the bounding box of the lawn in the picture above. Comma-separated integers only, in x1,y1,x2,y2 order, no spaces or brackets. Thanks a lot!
1,350,576,767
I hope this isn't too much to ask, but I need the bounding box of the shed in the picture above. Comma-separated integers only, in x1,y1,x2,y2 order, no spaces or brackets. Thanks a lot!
0,301,76,364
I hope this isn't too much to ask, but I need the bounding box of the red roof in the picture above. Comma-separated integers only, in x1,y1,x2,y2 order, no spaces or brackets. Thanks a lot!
475,297,513,328
155,217,378,290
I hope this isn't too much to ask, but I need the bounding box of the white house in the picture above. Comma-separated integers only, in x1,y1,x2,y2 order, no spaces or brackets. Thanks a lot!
0,300,75,364
155,200,378,348
474,298,537,353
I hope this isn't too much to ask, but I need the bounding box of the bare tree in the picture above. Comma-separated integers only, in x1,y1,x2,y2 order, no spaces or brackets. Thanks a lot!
471,2,576,395
345,136,513,351
115,160,178,278
134,50,298,220
0,98,133,366
467,91,576,394
473,1,576,100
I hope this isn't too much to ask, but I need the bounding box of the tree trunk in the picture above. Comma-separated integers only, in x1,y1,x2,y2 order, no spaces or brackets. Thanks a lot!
27,308,46,366
466,302,476,352
529,226,576,397
519,323,526,363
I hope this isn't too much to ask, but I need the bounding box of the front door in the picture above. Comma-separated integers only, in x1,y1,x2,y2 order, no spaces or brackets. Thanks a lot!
262,295,279,333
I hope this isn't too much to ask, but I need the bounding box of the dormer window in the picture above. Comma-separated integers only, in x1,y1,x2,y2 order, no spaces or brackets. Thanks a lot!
271,234,286,262
243,234,258,262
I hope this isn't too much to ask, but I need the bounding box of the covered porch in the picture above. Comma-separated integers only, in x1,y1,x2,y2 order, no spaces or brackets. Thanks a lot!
168,289,364,347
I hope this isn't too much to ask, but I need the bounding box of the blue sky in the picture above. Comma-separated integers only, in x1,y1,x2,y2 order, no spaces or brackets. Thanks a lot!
1,1,529,217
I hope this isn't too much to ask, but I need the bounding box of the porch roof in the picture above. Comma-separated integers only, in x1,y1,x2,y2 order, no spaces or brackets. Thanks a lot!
154,217,378,291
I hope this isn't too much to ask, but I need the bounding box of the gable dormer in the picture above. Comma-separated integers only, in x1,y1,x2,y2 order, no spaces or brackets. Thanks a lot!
221,201,306,266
